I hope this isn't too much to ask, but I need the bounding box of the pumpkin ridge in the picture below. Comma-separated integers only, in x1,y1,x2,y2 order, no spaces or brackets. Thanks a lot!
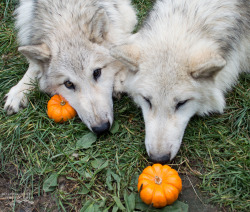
142,172,156,180
163,183,179,204
139,181,152,190
152,164,162,177
61,107,68,121
53,95,61,102
64,106,70,119
59,103,64,122
151,181,157,206
64,104,75,117
161,183,168,205
155,184,168,207
164,177,182,192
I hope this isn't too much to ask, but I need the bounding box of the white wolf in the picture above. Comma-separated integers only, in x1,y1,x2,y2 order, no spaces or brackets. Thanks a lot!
111,0,250,162
4,0,137,135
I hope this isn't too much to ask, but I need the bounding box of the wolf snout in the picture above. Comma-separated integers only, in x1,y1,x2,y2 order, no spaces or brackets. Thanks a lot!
91,121,110,135
148,153,171,164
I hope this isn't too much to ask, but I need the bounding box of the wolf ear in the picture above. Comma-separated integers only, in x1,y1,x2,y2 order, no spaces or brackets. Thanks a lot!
18,43,51,63
110,44,140,72
89,9,109,43
190,54,226,80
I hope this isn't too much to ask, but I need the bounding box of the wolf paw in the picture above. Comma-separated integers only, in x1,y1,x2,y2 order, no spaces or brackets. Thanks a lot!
4,86,28,115
112,91,122,99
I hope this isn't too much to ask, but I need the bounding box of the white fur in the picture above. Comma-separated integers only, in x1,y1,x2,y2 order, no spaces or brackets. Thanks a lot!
111,0,250,161
4,0,137,133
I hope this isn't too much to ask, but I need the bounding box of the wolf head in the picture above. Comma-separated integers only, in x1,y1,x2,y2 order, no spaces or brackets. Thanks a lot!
19,10,124,135
111,35,227,162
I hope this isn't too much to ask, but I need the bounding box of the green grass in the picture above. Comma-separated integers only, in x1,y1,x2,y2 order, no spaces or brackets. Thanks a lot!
0,0,249,211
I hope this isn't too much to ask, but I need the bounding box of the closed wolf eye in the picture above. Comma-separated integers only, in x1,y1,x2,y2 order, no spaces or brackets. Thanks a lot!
143,97,152,109
93,68,102,81
64,80,75,90
176,99,189,110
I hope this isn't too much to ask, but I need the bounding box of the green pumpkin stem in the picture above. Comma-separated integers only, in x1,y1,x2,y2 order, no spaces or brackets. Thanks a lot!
60,101,66,106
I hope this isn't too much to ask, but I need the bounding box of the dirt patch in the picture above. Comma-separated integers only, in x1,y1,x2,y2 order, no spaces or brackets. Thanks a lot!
179,174,227,212
0,176,58,212
1,170,227,211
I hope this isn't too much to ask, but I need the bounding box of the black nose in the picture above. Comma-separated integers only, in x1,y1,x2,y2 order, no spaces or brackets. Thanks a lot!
149,153,171,164
91,121,110,135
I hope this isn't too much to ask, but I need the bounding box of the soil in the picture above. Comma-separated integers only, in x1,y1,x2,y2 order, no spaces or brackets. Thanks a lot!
179,174,226,212
0,172,226,212
0,173,58,212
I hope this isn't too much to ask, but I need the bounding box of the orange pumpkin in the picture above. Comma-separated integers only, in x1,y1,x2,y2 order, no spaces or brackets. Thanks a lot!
138,164,182,208
47,94,76,123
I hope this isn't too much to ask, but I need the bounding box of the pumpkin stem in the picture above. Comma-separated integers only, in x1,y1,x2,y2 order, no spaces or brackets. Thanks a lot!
60,101,66,106
155,176,162,185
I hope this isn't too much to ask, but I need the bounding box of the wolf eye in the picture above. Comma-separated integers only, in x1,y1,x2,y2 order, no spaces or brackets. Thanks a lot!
143,97,152,109
93,68,102,81
176,100,189,110
64,80,75,90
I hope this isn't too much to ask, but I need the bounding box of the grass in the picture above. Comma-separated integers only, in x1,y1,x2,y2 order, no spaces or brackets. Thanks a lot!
0,0,249,211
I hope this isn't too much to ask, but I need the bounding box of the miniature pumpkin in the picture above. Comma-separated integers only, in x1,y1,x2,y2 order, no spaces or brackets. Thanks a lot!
47,94,76,123
138,164,182,208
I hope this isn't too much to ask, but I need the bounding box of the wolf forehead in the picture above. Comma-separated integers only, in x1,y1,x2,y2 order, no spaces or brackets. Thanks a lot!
16,0,113,45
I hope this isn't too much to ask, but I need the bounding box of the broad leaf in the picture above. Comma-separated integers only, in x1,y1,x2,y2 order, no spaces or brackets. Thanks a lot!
124,191,135,211
43,173,58,192
78,186,89,195
76,133,97,149
91,159,105,169
135,194,188,212
80,200,92,212
112,206,118,212
113,196,126,210
106,169,113,190
110,121,119,134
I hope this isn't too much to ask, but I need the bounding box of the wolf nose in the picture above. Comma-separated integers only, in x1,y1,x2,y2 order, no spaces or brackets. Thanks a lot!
91,121,110,135
149,153,171,164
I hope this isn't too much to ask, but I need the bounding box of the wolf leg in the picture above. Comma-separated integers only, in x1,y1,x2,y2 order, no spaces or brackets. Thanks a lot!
4,61,41,115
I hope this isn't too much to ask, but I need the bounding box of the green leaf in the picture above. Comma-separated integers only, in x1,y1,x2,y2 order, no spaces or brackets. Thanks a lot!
76,133,97,149
97,160,109,172
43,173,58,192
124,191,129,210
113,196,126,210
110,121,119,134
106,169,113,191
124,191,135,211
91,158,105,169
162,200,189,212
98,198,107,208
93,204,101,212
85,204,95,212
135,194,188,212
123,190,135,212
128,193,136,211
111,172,121,193
79,156,90,163
84,171,93,179
135,194,150,211
112,206,118,212
80,200,92,212
78,186,89,195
